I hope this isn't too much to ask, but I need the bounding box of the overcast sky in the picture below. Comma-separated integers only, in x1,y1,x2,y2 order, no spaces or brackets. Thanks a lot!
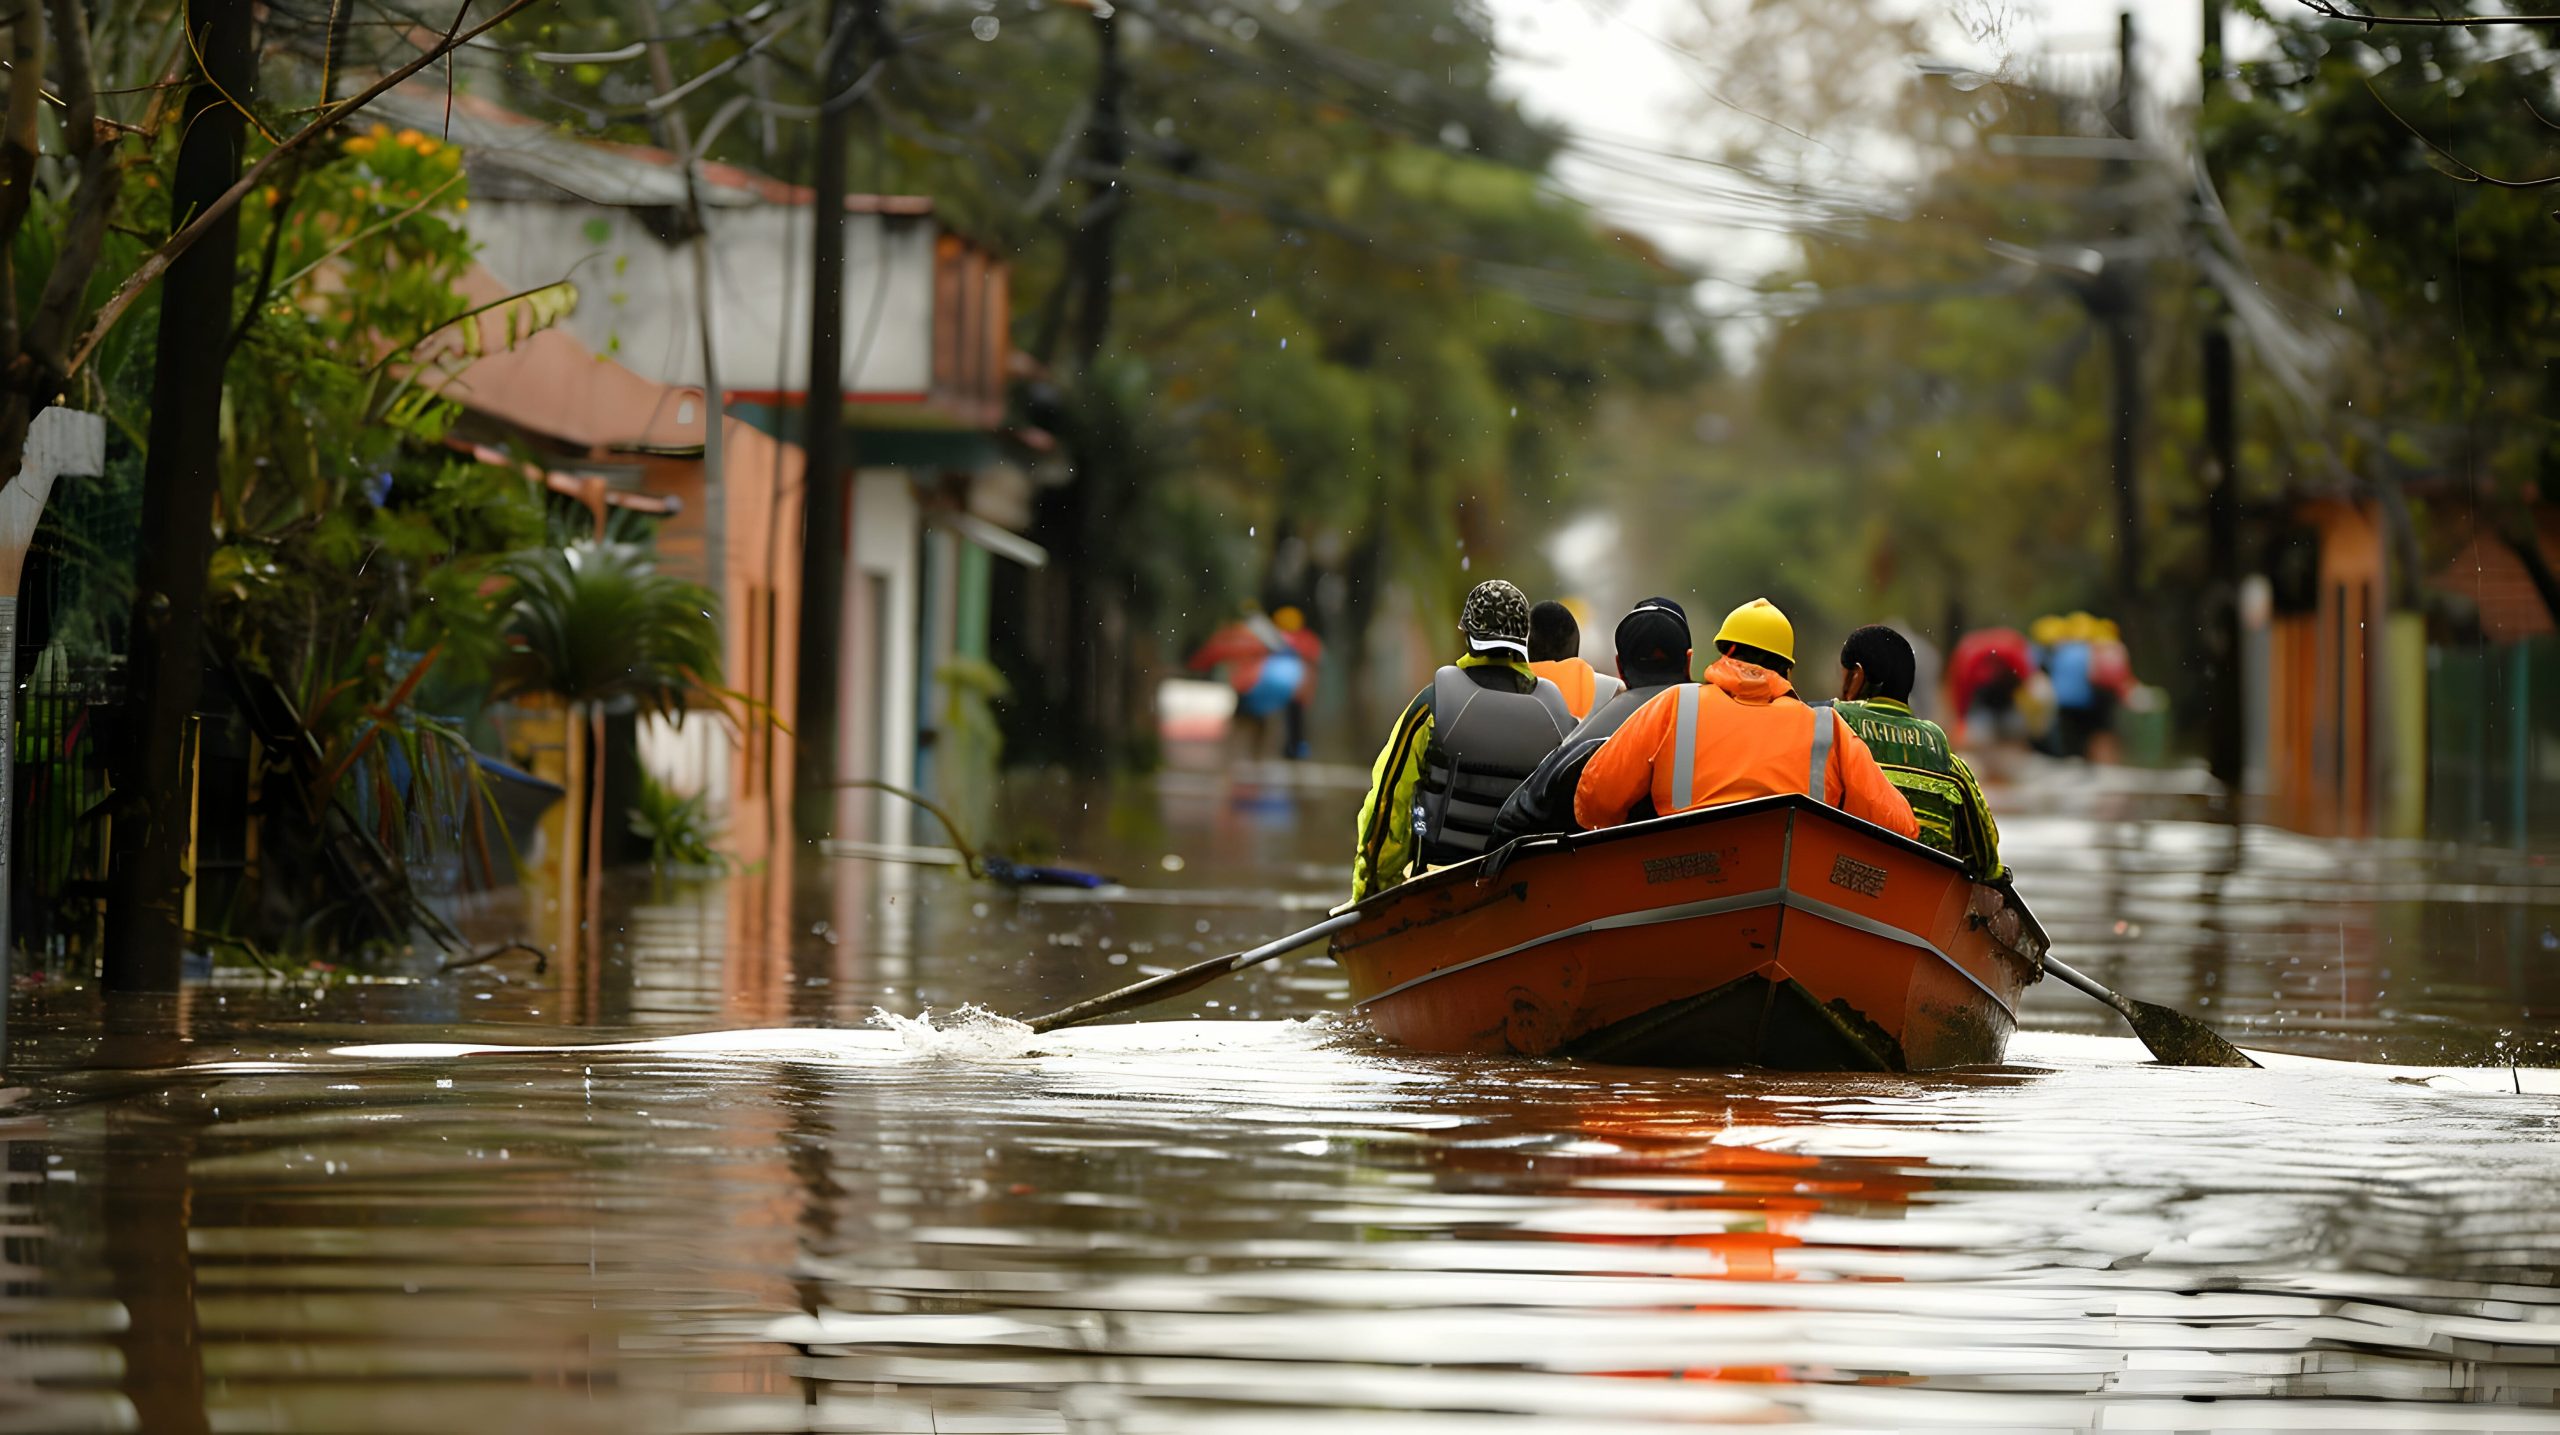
1485,0,2282,604
1480,0,2275,297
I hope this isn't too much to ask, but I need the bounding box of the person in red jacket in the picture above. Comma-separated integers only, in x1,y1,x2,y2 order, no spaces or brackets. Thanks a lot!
1574,598,1918,838
1187,606,1310,759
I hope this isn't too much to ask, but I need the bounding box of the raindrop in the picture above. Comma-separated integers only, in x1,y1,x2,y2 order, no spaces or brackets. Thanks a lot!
971,14,999,39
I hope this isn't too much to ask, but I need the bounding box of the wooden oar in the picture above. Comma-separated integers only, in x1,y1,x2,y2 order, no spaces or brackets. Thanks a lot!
2044,954,2259,1068
1023,911,1364,1035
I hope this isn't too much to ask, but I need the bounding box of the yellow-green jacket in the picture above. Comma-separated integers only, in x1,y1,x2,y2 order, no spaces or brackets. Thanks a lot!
1350,655,1539,901
1833,697,2006,880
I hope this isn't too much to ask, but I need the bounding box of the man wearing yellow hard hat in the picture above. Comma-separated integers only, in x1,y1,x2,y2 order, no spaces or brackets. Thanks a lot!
1574,598,1918,839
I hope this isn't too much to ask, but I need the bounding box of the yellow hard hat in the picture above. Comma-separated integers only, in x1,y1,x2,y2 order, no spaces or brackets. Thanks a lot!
2029,615,2068,645
1272,605,1305,632
1714,598,1795,664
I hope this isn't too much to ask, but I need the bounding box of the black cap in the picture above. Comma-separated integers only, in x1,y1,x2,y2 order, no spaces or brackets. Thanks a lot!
1615,596,1691,670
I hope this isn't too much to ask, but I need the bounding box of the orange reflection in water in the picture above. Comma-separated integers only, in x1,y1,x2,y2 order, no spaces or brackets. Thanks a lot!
1477,1093,1937,1385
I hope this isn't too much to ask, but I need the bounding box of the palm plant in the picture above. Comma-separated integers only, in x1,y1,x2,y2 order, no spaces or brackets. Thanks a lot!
494,541,722,909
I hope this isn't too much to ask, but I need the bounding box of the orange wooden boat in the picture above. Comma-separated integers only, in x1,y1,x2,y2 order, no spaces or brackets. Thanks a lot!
1328,794,2048,1071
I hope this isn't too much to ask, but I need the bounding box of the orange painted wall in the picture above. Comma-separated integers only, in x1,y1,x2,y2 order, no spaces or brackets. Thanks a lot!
645,416,805,875
2267,499,2386,836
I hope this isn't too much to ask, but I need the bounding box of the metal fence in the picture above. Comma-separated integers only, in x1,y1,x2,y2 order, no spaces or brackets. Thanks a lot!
10,467,136,973
2428,637,2560,849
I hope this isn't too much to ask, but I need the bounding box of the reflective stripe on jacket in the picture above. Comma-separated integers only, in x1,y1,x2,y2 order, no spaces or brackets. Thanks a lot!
1834,697,2006,878
1572,656,1919,838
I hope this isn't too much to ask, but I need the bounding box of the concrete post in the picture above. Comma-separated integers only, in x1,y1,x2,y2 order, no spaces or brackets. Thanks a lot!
0,407,100,1069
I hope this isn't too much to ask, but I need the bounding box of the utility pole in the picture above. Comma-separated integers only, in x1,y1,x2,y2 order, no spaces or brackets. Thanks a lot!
103,0,253,992
2102,10,2145,607
2200,0,2247,795
791,0,862,839
625,0,726,621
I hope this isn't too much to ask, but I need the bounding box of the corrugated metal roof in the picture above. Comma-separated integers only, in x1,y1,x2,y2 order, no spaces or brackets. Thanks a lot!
366,84,934,216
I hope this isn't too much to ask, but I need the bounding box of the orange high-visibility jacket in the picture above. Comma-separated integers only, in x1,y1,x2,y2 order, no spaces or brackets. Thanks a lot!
1530,658,1601,720
1573,656,1919,838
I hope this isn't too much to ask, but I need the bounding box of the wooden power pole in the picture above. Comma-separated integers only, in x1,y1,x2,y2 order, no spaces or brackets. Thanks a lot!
792,0,863,840
102,0,253,992
2201,0,2248,794
2103,10,2145,607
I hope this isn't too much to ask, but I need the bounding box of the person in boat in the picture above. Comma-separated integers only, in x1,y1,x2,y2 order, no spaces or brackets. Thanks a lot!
1573,598,1919,839
1487,597,1693,844
1832,624,2007,879
1349,579,1577,902
1528,600,1622,722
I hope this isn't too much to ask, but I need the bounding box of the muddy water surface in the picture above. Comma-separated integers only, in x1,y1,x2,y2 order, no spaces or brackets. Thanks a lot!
6,761,2560,1431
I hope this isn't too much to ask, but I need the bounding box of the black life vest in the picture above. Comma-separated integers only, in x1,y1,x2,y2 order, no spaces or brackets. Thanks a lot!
1565,680,1677,749
1413,666,1574,866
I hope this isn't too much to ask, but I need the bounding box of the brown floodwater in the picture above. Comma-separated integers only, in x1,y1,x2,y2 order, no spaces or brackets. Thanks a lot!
6,758,2560,1432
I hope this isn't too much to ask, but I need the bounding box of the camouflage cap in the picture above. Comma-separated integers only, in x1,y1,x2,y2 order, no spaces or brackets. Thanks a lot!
1458,579,1531,658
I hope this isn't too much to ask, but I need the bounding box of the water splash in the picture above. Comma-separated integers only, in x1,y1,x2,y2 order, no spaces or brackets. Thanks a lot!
868,1003,1038,1060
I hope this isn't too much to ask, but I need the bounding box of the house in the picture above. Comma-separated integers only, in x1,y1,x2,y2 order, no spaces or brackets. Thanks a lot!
2423,507,2560,846
2243,495,2425,840
377,86,1038,861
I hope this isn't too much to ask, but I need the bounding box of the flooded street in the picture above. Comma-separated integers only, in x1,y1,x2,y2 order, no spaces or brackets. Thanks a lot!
8,763,2560,1432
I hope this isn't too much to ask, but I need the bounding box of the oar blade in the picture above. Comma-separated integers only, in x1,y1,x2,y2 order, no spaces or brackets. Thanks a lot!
2124,997,2259,1068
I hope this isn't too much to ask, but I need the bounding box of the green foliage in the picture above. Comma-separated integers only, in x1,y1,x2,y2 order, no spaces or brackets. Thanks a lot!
933,653,1010,839
2206,18,2560,521
628,771,723,870
71,113,576,944
496,0,1702,759
195,126,549,847
495,541,723,713
1591,69,2167,650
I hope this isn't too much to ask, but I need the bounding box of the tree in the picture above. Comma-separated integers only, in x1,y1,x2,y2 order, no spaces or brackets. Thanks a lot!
2,0,553,992
1595,47,2198,650
501,0,1701,767
103,0,257,991
2208,8,2560,623
494,540,722,919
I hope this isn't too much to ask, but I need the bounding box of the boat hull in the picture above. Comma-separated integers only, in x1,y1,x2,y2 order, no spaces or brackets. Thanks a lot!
1330,796,2046,1071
